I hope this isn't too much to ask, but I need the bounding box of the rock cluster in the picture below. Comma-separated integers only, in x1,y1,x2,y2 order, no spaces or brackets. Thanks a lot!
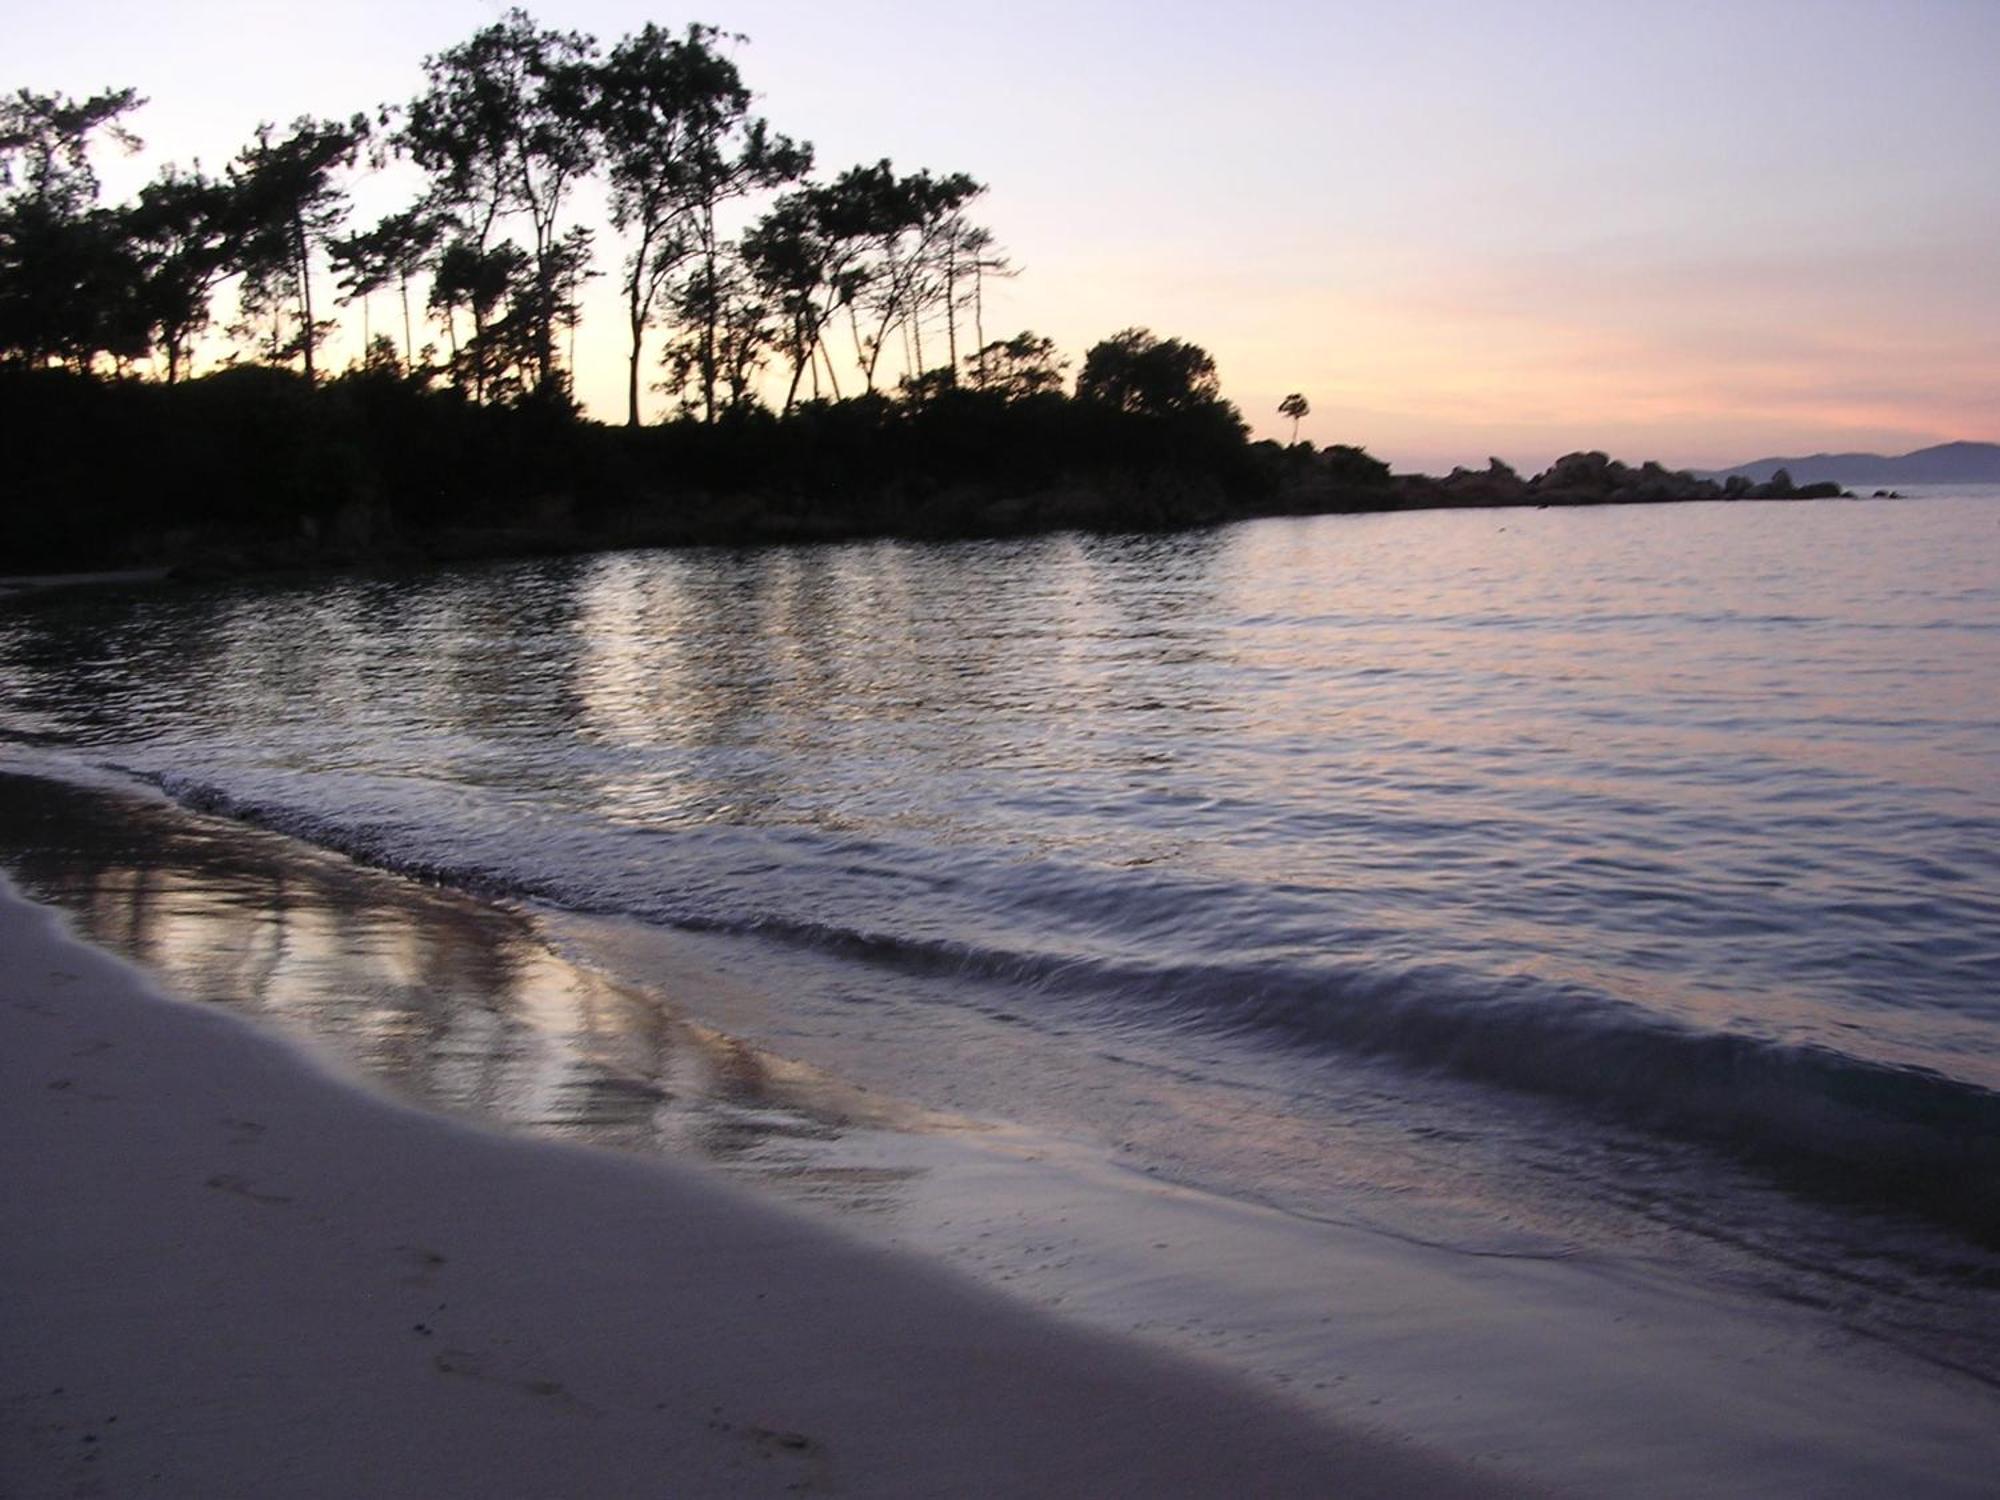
1388,452,1846,510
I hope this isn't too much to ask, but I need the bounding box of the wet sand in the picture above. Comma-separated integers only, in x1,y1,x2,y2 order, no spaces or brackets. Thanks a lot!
0,568,171,600
0,873,1510,1498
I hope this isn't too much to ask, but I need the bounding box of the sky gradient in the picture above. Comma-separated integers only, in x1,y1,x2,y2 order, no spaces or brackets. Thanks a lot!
14,0,1998,472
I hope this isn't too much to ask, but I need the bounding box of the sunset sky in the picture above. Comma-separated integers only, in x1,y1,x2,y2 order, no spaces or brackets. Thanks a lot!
14,0,1998,472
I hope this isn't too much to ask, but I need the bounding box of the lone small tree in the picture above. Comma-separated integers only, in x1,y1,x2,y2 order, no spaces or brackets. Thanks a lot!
1279,391,1309,444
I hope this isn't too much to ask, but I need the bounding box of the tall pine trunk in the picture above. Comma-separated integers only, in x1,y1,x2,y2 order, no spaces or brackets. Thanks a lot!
293,211,317,386
399,275,414,367
627,275,645,426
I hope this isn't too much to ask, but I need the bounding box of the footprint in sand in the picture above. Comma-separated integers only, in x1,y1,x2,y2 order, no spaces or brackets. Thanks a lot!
204,1173,291,1205
393,1244,449,1284
742,1422,830,1490
430,1349,587,1410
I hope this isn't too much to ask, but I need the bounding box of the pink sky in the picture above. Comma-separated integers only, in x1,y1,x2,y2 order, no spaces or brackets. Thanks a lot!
15,0,1997,471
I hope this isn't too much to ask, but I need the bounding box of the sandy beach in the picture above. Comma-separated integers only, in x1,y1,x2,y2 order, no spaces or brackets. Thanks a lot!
0,874,1519,1499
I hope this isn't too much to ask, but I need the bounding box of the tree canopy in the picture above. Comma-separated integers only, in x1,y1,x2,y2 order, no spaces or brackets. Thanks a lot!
0,88,149,371
0,14,1258,442
1076,328,1226,416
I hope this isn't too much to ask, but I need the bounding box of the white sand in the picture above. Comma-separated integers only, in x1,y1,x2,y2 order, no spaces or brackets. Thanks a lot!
0,878,1516,1499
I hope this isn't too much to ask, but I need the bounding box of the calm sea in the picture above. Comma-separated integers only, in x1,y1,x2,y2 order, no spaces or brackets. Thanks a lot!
4,491,1997,1362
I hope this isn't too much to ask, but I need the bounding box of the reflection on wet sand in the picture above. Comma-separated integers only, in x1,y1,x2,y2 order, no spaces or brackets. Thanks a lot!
0,771,924,1213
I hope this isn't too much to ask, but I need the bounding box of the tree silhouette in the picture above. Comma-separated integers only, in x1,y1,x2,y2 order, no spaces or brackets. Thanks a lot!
948,222,1012,382
330,206,444,370
1279,392,1309,444
0,87,144,214
833,161,983,393
126,165,237,382
658,253,772,417
429,237,525,396
1075,328,1222,415
0,88,148,371
0,35,1080,412
399,9,599,399
594,23,808,426
0,12,1301,544
952,226,1016,388
741,182,870,410
229,115,366,385
964,331,1066,401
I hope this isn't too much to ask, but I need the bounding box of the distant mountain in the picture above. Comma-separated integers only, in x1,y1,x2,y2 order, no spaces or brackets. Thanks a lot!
1697,441,2000,486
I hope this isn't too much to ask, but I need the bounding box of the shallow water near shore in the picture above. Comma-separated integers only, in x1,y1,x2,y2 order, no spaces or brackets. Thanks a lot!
2,494,1998,1478
4,770,1997,1498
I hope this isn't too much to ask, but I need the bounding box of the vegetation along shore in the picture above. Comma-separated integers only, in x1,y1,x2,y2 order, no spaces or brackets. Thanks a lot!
2,10,1847,579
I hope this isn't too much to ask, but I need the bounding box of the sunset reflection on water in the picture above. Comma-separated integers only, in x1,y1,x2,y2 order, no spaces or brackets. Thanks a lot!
0,772,923,1214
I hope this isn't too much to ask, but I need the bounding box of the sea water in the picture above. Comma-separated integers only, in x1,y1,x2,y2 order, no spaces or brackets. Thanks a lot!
3,491,1997,1377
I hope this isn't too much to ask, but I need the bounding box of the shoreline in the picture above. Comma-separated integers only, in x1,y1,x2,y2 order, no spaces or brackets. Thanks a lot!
0,870,1511,1499
6,364,1924,584
0,568,173,600
3,764,1997,1495
4,489,1883,596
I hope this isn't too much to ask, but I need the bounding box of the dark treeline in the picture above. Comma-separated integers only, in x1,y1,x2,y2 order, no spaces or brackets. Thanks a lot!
0,12,1844,576
2,358,1274,573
